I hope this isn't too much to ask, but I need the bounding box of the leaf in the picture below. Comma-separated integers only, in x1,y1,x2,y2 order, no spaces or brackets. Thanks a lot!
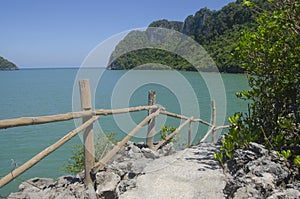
243,0,254,7
228,113,241,124
294,156,300,167
281,150,292,160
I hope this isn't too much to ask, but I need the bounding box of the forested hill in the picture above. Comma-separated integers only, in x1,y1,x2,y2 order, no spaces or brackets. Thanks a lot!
0,56,19,70
108,0,270,72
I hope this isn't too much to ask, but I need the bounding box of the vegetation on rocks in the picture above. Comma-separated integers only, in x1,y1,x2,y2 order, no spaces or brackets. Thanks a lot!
108,0,272,72
60,132,118,175
159,125,177,143
217,0,300,169
0,56,18,70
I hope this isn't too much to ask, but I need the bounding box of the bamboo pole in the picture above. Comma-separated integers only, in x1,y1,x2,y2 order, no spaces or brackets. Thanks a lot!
92,108,162,174
192,118,213,127
160,111,212,127
154,118,192,151
214,125,229,131
199,125,229,143
200,126,215,143
188,117,194,147
211,100,217,143
0,116,99,189
146,90,156,149
0,105,158,130
79,80,94,185
95,105,158,116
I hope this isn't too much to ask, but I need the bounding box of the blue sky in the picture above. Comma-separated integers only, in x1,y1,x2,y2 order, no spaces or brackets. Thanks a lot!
0,0,235,68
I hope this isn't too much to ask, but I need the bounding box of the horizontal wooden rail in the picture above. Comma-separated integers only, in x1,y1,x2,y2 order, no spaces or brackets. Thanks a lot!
0,116,99,189
154,117,193,151
214,125,229,131
0,105,158,130
91,108,162,174
160,111,212,127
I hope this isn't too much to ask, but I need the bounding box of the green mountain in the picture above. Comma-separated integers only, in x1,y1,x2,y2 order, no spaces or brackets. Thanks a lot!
108,0,271,72
0,56,19,70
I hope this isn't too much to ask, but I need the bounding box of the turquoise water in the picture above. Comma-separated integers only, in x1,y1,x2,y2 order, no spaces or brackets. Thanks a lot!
0,69,249,196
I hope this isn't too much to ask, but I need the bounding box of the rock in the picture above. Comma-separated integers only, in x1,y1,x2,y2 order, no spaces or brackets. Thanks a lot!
9,141,178,198
85,184,98,199
267,189,300,199
131,157,151,174
128,148,143,159
226,149,257,174
223,142,300,199
141,147,159,159
247,156,289,183
8,176,89,199
55,175,81,187
248,142,269,156
119,143,226,199
19,177,54,191
117,179,136,195
95,171,121,197
158,142,176,156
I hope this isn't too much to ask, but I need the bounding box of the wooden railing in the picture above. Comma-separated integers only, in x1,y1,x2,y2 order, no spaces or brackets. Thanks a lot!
0,79,228,189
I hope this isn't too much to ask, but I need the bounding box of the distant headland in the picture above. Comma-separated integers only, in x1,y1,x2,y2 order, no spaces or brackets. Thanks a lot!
0,56,19,70
108,0,271,73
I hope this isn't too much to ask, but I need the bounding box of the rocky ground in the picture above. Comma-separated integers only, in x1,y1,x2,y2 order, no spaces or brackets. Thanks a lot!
8,142,177,199
223,142,300,199
119,142,225,199
7,142,300,199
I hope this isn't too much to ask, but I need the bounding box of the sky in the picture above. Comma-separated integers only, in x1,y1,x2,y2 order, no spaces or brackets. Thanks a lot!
0,0,235,68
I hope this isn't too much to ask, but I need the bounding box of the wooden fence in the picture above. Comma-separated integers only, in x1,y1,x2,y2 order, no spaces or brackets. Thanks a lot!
0,79,228,189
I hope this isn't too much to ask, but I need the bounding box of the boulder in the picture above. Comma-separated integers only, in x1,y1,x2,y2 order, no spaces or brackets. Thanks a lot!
141,147,159,159
19,177,54,191
224,142,300,198
8,176,88,199
267,189,300,199
95,171,121,198
158,142,176,156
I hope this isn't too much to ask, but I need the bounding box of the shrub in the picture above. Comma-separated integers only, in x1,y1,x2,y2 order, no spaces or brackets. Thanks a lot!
159,125,177,143
60,132,118,175
218,0,300,167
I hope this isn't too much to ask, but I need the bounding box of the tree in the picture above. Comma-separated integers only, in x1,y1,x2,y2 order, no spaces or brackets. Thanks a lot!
220,0,300,165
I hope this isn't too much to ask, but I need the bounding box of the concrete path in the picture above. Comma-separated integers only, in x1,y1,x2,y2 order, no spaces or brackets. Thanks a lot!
120,143,226,199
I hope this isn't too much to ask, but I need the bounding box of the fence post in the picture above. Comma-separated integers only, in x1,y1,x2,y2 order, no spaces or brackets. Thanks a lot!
188,117,193,147
211,100,216,143
146,90,156,149
79,79,95,185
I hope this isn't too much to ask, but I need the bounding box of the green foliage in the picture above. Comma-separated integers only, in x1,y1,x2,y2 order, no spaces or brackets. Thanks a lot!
60,132,118,175
60,145,85,175
213,152,225,168
220,0,300,167
108,0,272,72
95,132,118,161
277,150,292,160
159,125,177,143
243,0,255,7
109,48,194,71
0,56,18,70
221,113,259,158
234,0,300,146
294,156,300,167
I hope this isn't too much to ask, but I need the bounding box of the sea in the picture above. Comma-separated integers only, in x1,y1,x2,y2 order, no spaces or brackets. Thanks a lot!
0,68,249,196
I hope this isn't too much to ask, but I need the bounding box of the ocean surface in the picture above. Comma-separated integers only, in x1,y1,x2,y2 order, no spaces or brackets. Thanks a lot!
0,68,249,196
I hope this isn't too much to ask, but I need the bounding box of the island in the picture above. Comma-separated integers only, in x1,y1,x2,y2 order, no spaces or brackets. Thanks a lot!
108,0,270,73
0,56,19,70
